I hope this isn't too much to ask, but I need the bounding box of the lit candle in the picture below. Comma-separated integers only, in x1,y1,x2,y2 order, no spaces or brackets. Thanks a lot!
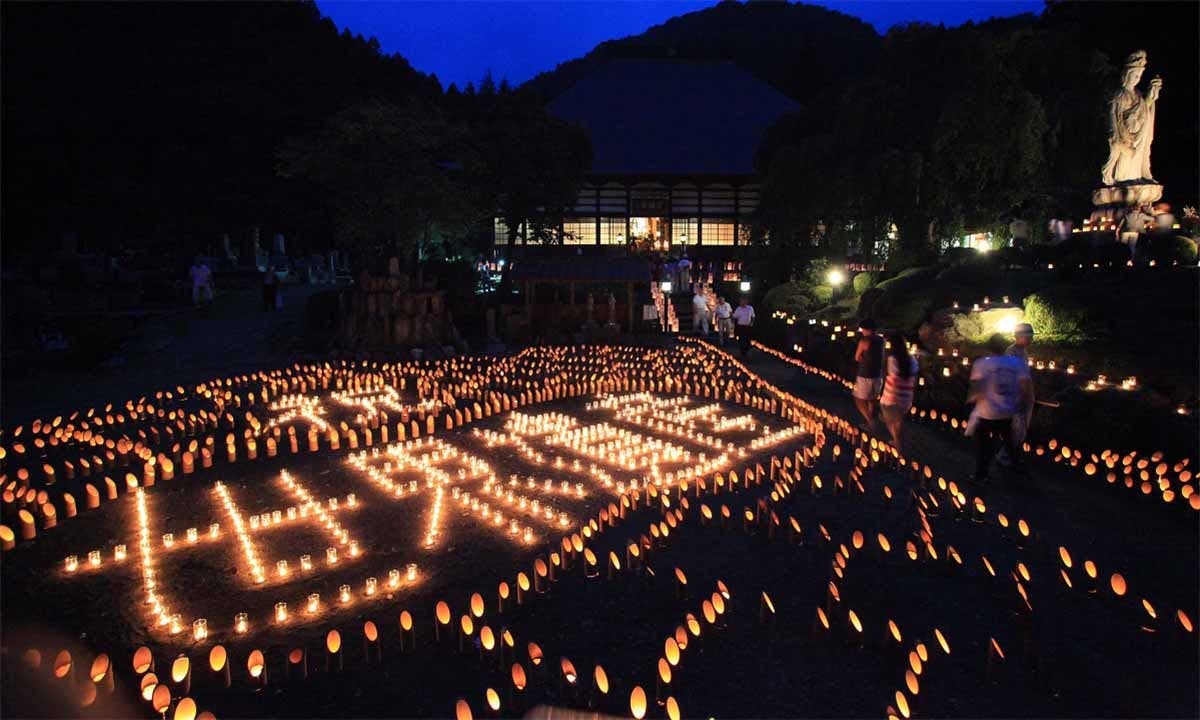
275,602,288,623
235,612,248,634
162,533,174,547
114,544,127,561
209,523,220,539
365,577,377,596
88,549,101,567
65,555,79,572
308,593,320,613
192,618,208,641
326,547,338,565
277,560,289,578
406,563,418,582
301,554,312,571
339,584,351,604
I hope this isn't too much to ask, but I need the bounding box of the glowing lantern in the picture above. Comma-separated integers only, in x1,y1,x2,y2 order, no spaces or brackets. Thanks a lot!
140,673,158,701
591,664,610,696
152,684,172,714
133,646,154,674
174,698,197,720
455,699,473,720
1110,573,1127,596
934,628,951,654
560,657,578,684
511,663,527,691
630,686,648,719
1178,610,1195,633
528,642,544,666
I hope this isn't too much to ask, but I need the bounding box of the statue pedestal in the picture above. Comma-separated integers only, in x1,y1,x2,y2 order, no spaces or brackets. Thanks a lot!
1090,181,1163,223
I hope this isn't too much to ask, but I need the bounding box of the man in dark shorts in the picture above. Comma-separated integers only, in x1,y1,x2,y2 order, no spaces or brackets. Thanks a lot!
852,318,885,432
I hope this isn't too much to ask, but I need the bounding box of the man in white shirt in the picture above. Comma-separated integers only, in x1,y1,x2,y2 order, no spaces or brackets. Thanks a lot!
714,296,733,345
731,297,755,358
691,290,710,336
967,336,1033,482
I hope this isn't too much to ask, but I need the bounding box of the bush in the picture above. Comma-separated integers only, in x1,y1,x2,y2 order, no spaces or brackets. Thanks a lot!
762,282,813,316
811,284,834,305
852,271,877,294
803,258,833,287
1023,289,1094,342
1143,235,1198,265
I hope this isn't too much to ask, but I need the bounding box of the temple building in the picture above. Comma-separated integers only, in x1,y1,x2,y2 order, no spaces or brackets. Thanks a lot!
495,59,800,259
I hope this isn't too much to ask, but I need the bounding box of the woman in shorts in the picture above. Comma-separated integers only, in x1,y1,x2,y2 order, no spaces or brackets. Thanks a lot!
879,331,918,451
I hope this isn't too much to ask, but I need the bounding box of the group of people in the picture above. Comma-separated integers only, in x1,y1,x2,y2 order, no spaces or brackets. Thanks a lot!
851,317,1036,486
691,289,756,357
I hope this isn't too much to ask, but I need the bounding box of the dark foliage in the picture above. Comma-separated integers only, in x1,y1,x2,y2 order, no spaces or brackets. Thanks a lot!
1,2,441,265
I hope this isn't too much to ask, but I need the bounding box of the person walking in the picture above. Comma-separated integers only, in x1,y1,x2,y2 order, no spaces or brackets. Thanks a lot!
1000,322,1036,465
852,318,885,432
732,297,755,358
262,267,278,312
691,288,710,336
714,296,733,346
190,257,213,306
967,335,1034,484
1006,323,1034,362
879,331,918,451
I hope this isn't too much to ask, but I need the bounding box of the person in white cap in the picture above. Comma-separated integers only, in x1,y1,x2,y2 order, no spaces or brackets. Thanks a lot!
1006,323,1034,363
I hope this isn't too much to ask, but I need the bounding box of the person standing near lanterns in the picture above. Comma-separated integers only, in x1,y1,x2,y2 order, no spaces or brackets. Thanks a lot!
852,318,885,432
879,331,918,451
732,296,755,358
1005,323,1034,363
967,335,1034,484
714,296,733,345
261,266,278,312
691,288,710,336
1000,323,1036,465
190,257,213,306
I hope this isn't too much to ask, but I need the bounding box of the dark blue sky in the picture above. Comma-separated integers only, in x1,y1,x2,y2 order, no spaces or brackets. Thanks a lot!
317,1,1044,89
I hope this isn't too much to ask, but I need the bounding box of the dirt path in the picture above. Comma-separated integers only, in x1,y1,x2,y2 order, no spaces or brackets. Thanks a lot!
737,345,1199,608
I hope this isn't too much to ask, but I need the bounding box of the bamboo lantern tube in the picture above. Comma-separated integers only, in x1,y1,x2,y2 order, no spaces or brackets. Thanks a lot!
0,525,15,551
399,610,415,652
247,649,267,686
170,654,191,695
209,646,231,688
18,509,36,540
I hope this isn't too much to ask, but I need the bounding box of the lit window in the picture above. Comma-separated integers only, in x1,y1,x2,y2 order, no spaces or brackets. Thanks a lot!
672,218,698,245
563,219,597,245
599,217,627,245
702,220,735,246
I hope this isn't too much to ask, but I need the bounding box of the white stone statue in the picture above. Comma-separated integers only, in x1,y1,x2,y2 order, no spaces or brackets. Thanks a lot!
1101,50,1162,186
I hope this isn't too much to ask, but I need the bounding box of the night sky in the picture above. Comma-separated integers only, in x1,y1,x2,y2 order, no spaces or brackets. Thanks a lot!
317,0,1045,89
